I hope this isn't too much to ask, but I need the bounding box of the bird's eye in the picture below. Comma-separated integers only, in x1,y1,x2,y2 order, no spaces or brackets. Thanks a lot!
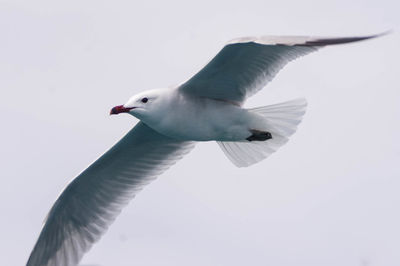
141,97,148,103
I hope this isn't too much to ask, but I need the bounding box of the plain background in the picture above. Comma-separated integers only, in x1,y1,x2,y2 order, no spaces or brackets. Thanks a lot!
1,0,399,265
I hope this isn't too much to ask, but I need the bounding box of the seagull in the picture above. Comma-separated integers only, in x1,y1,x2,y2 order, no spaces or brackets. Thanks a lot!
27,33,384,266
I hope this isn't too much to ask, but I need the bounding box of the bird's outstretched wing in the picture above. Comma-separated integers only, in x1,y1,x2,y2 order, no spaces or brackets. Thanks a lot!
27,122,195,266
179,33,384,105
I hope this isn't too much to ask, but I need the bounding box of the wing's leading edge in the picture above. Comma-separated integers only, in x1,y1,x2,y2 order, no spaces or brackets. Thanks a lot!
27,122,194,266
179,33,386,104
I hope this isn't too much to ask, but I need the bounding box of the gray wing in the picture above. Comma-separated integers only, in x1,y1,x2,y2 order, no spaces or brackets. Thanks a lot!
26,122,195,266
179,33,384,105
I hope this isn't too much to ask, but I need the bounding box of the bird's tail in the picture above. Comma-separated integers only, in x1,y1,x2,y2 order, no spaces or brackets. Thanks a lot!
217,98,307,167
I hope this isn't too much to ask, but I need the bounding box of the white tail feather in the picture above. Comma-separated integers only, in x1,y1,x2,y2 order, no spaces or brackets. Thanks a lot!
217,98,307,167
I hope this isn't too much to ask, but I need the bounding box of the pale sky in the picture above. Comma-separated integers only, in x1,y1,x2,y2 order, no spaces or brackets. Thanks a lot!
1,0,399,265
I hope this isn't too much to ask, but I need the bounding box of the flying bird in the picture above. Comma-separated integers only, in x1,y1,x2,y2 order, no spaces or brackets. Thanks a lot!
27,33,384,266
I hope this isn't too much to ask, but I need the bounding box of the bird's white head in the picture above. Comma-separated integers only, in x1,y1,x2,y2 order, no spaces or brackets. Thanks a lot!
110,88,171,121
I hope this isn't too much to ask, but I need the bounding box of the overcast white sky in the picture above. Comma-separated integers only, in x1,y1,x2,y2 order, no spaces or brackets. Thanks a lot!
1,0,399,265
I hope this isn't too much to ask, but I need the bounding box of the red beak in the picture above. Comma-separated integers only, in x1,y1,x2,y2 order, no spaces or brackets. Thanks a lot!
110,105,135,115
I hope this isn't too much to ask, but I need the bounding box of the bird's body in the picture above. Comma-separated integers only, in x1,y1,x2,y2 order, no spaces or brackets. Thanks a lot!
26,32,386,266
133,88,263,141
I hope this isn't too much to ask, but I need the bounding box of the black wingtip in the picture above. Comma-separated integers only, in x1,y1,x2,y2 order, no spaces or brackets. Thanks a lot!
301,31,391,47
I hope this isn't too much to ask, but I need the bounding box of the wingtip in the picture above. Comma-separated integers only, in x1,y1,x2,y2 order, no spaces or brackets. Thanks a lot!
301,31,391,46
361,30,393,41
374,30,393,38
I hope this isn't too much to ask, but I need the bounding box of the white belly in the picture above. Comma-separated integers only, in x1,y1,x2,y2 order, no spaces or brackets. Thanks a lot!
146,93,258,141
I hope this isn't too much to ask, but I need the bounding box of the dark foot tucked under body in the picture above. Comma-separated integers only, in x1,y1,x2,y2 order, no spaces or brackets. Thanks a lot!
246,129,272,141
